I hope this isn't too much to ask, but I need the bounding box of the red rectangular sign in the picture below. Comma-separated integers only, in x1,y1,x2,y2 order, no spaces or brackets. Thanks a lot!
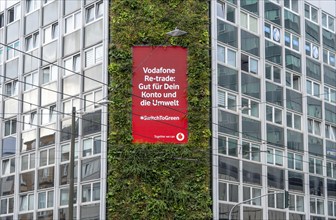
132,46,188,143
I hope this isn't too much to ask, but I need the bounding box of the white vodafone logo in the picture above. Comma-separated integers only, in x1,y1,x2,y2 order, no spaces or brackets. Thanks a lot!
176,133,185,141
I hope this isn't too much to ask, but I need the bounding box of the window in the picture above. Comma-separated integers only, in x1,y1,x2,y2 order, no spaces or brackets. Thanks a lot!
285,49,301,73
7,41,19,60
4,80,18,97
4,118,17,136
0,47,3,64
23,111,37,130
306,80,320,98
42,65,58,84
242,141,260,162
284,10,300,34
286,112,301,130
324,86,336,104
84,44,103,68
241,30,260,56
240,0,258,15
218,90,236,111
0,197,14,214
61,142,78,162
84,90,103,112
65,11,81,34
286,71,300,91
60,188,77,206
241,97,259,118
326,124,336,141
284,31,299,51
21,153,35,171
217,1,235,23
328,200,336,217
308,119,321,136
284,0,298,13
217,44,236,67
264,1,281,25
268,190,285,209
266,105,282,125
64,54,80,76
288,152,303,171
19,194,34,212
264,23,281,43
243,186,261,205
8,4,20,24
323,49,336,67
218,181,238,202
289,194,304,212
41,105,56,124
25,32,39,51
24,71,38,91
267,148,283,166
43,23,58,44
26,0,40,14
85,1,103,24
0,13,4,28
322,12,335,32
327,161,336,179
265,40,282,64
218,135,238,157
38,190,53,209
82,182,100,203
2,158,15,175
304,4,318,23
39,148,55,167
240,11,258,33
63,98,80,118
83,136,101,157
309,157,323,175
241,54,258,74
265,63,281,84
305,41,319,59
310,198,324,214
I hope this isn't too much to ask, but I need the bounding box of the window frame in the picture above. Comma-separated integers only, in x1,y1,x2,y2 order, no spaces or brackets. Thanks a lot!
310,197,325,215
287,151,303,171
305,41,320,60
323,49,336,67
304,3,318,23
265,63,281,84
1,157,15,176
284,0,298,13
41,105,56,125
85,1,103,24
217,44,237,68
286,111,301,130
309,157,323,175
327,161,336,179
7,4,20,24
25,31,39,52
43,22,58,45
243,186,262,206
218,135,238,157
0,196,14,215
264,22,281,44
19,193,34,212
22,111,37,130
284,31,300,52
83,89,103,112
218,89,237,112
84,44,103,68
4,118,17,136
39,148,55,168
322,12,335,32
37,189,54,210
324,86,336,104
266,105,282,125
63,53,80,76
42,65,58,84
288,193,305,212
286,71,301,91
81,182,100,204
64,11,81,35
20,152,35,172
240,10,258,34
6,41,19,61
242,141,260,162
82,135,101,158
267,148,283,167
23,71,38,91
241,97,259,118
26,0,40,14
307,118,322,136
306,79,321,98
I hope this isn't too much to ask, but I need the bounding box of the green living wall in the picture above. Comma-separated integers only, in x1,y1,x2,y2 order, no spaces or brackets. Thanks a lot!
107,0,211,219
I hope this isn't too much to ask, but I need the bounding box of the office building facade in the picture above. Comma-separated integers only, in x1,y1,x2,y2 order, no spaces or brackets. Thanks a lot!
211,0,336,219
0,0,108,219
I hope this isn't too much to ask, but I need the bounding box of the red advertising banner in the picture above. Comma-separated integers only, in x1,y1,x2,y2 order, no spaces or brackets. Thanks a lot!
132,46,188,143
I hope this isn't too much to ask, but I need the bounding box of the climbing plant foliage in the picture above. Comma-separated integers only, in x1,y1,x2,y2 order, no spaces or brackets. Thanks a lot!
107,0,211,219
